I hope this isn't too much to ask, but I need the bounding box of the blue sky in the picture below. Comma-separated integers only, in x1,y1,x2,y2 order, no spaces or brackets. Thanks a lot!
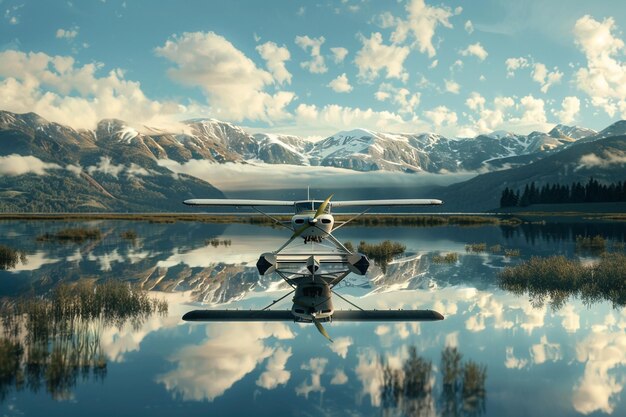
1,0,626,137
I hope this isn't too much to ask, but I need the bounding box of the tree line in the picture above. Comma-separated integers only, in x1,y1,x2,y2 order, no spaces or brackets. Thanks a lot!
500,178,626,207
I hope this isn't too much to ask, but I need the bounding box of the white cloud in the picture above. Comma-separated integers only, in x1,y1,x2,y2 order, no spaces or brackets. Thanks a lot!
573,327,626,414
573,15,626,118
156,31,294,122
424,105,457,127
429,59,438,69
505,57,530,77
465,20,474,34
256,346,292,390
444,79,460,94
355,32,410,82
294,103,428,135
330,47,348,64
387,0,456,57
157,323,294,402
464,94,515,135
56,27,79,40
578,151,626,169
519,94,547,123
505,346,528,369
530,335,562,365
555,96,581,124
256,41,292,85
327,73,353,93
296,357,328,398
465,92,486,111
330,368,348,385
375,83,420,114
0,154,61,176
328,336,352,358
532,63,563,93
0,50,176,129
295,35,327,74
460,42,488,61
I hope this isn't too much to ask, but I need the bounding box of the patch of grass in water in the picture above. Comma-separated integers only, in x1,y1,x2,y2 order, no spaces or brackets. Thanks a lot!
432,253,459,264
36,228,102,243
498,253,626,309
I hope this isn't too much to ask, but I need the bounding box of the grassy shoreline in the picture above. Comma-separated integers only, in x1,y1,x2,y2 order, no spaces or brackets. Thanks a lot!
0,212,516,226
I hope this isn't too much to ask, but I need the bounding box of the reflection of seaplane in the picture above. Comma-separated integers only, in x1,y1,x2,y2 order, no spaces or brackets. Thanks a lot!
182,194,445,341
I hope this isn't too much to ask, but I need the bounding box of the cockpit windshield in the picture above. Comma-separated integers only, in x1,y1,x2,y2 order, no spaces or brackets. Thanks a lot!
294,201,331,214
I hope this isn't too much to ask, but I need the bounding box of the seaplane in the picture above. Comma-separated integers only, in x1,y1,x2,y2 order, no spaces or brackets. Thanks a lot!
181,194,445,341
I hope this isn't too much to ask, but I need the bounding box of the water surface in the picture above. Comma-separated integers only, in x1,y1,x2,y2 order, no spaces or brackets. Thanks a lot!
0,219,625,416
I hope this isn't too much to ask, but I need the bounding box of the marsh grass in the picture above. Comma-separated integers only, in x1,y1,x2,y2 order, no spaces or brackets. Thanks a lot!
498,253,626,309
575,235,606,253
504,249,521,257
205,239,232,247
0,245,27,270
120,230,137,240
432,253,459,264
0,281,167,401
357,240,406,273
381,346,486,416
36,228,102,243
465,243,487,253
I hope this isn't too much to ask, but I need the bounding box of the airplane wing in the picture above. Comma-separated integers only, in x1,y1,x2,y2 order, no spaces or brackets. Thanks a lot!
183,310,294,321
331,310,443,321
331,199,442,207
182,309,443,322
184,199,294,207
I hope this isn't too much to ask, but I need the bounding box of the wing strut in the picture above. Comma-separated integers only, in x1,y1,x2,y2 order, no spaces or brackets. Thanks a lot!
261,289,295,311
331,208,371,232
331,289,365,311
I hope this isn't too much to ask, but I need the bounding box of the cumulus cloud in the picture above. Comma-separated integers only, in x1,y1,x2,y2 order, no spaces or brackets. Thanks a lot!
532,63,563,93
256,41,292,85
330,47,348,64
519,94,547,124
296,357,328,398
460,42,488,61
355,32,410,82
465,20,474,34
328,336,353,358
156,31,294,122
327,73,353,93
157,323,294,401
293,103,429,135
295,35,327,74
256,346,292,390
505,57,530,77
464,93,515,135
444,79,460,94
573,15,626,117
573,327,626,414
424,105,457,128
0,154,61,176
555,96,581,124
56,27,79,40
374,83,420,114
385,0,457,57
330,368,348,385
0,50,177,129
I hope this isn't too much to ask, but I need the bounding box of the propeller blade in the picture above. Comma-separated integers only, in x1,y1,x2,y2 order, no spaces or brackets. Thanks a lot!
314,194,333,219
313,318,333,343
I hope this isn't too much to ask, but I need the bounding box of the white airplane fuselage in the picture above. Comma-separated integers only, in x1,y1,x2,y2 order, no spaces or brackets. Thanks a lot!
291,211,334,242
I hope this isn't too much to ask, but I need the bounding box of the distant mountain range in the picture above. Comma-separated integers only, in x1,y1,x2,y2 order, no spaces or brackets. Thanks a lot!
0,109,625,212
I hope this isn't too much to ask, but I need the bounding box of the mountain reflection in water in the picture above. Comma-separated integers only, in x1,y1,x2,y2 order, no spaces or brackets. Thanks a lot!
0,281,167,401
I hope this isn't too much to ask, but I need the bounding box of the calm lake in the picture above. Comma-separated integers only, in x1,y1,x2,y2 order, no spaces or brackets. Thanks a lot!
1,219,625,417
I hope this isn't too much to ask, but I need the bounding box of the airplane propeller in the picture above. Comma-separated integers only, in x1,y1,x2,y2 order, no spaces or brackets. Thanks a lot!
313,317,333,343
